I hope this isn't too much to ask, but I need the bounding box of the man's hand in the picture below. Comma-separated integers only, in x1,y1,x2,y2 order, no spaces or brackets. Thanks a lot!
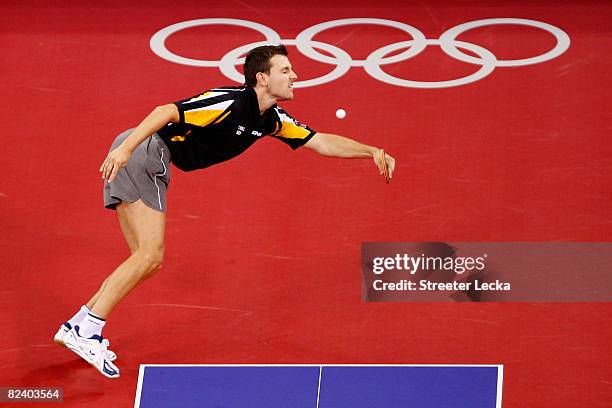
100,145,132,183
304,133,396,181
374,149,395,181
100,104,179,183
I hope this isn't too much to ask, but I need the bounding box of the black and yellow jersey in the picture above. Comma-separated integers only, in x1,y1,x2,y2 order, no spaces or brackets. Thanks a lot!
157,86,316,172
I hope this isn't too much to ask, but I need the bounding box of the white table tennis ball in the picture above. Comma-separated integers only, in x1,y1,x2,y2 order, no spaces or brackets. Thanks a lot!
335,108,346,119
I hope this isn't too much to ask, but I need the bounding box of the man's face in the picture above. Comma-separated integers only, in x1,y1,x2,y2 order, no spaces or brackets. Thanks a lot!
263,54,298,100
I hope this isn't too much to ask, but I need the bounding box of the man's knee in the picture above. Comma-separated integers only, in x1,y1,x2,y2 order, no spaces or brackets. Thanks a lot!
137,247,164,278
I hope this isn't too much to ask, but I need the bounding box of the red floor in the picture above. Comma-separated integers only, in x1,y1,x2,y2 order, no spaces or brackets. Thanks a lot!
1,1,611,406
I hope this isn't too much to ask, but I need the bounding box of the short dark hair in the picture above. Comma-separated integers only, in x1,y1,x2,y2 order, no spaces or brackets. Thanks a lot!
243,44,288,87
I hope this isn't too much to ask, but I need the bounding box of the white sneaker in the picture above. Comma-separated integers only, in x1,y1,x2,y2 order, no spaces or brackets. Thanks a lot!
54,322,116,361
63,326,120,379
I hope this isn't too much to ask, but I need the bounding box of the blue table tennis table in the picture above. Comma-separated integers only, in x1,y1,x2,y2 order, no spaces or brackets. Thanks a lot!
134,364,503,408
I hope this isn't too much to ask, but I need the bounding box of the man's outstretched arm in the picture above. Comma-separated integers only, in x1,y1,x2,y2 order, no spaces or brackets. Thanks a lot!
304,132,396,180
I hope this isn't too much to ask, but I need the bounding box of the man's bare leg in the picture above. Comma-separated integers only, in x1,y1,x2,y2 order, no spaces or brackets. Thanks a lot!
85,203,139,309
88,199,166,318
59,200,163,378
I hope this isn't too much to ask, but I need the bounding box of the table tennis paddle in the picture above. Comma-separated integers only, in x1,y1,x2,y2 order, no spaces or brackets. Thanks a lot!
381,149,390,184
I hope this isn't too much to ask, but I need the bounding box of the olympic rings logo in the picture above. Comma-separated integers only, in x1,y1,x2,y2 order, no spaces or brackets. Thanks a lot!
150,18,570,89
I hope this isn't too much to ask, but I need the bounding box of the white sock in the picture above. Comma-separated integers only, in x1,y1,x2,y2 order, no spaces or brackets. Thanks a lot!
67,305,91,328
77,312,106,339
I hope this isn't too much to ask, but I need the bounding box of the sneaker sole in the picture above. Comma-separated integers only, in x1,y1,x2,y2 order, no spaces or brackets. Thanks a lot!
64,334,120,379
53,333,67,346
65,344,120,379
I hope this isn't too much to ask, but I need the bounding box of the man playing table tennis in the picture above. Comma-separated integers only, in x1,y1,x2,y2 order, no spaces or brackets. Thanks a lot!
54,44,396,378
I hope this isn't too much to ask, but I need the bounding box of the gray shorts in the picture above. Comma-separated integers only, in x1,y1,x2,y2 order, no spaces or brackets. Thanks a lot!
103,128,171,212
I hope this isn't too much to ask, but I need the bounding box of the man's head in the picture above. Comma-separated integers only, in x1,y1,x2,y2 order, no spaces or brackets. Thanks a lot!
243,44,297,101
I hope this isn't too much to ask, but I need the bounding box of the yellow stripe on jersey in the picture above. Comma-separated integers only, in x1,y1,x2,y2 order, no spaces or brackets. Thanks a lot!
212,110,231,124
272,121,280,134
274,107,311,139
170,130,191,142
183,99,234,127
186,91,226,103
184,109,226,127
278,121,311,139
